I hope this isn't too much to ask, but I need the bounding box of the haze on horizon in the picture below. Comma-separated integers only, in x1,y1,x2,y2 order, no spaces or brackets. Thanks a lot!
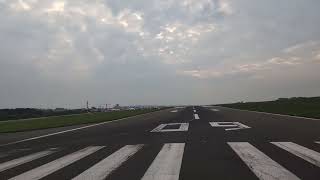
1,0,320,109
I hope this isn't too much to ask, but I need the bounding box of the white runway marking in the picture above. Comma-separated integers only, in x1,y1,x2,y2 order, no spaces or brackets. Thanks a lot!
10,146,104,180
272,142,320,167
73,145,143,180
170,110,178,113
141,143,185,180
194,114,199,119
0,150,54,172
228,142,300,180
211,109,219,112
193,110,196,113
151,123,189,132
315,141,320,144
209,122,250,131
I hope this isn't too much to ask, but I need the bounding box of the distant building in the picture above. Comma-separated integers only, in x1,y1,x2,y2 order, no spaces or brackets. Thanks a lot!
114,104,121,109
54,108,65,112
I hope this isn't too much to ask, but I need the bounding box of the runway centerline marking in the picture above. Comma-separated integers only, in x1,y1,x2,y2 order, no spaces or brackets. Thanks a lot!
141,143,185,180
272,142,320,167
194,114,199,120
228,142,300,180
73,145,143,180
10,146,104,180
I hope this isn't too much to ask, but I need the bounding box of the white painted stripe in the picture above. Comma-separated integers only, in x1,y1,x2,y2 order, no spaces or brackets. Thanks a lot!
0,150,54,172
10,146,103,180
170,110,178,113
272,142,320,167
141,143,185,180
228,142,300,180
194,114,199,119
219,106,320,121
73,145,143,180
315,141,320,144
193,110,196,113
0,109,168,147
211,109,219,112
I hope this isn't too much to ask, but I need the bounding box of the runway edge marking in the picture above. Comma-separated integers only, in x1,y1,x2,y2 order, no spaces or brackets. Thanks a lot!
0,109,171,147
219,106,320,121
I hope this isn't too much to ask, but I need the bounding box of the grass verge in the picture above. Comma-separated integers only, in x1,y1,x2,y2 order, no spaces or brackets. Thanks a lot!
219,97,320,119
0,109,163,133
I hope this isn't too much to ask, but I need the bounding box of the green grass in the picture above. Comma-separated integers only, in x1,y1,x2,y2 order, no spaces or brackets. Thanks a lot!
219,97,320,119
0,109,161,133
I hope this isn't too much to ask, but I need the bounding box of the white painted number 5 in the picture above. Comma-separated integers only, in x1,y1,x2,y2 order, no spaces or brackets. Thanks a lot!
209,122,250,131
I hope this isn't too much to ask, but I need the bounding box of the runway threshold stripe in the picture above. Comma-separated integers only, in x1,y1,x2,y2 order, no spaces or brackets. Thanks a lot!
10,146,103,180
0,150,54,172
141,143,185,180
73,144,143,180
228,142,300,180
194,114,199,119
272,142,320,167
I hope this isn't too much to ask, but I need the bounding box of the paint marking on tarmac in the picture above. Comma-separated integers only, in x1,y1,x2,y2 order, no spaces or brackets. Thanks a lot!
10,146,104,180
193,110,196,113
170,110,178,113
315,141,320,144
211,109,220,111
194,114,200,119
141,143,185,180
0,150,55,172
0,110,167,147
272,142,320,167
209,122,251,131
151,123,189,132
73,145,143,180
228,142,300,180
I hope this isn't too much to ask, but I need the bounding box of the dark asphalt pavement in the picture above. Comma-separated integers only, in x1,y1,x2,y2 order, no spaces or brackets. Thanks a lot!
0,106,319,180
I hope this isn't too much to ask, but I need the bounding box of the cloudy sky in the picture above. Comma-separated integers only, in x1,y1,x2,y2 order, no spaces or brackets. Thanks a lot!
1,0,320,108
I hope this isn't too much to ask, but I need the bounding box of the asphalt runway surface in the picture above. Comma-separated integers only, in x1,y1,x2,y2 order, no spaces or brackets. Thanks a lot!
0,106,319,180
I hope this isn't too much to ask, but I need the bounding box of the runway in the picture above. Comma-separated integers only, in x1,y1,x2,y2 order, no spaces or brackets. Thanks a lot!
0,106,319,179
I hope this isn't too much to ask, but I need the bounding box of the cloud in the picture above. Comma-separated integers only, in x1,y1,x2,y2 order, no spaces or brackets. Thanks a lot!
283,41,318,53
217,0,233,15
179,56,304,79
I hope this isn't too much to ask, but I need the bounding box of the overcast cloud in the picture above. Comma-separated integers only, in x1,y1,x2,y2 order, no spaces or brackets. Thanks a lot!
1,0,320,108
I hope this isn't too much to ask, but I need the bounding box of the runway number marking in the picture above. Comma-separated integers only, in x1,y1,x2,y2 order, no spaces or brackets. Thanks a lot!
151,123,189,132
209,122,250,131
